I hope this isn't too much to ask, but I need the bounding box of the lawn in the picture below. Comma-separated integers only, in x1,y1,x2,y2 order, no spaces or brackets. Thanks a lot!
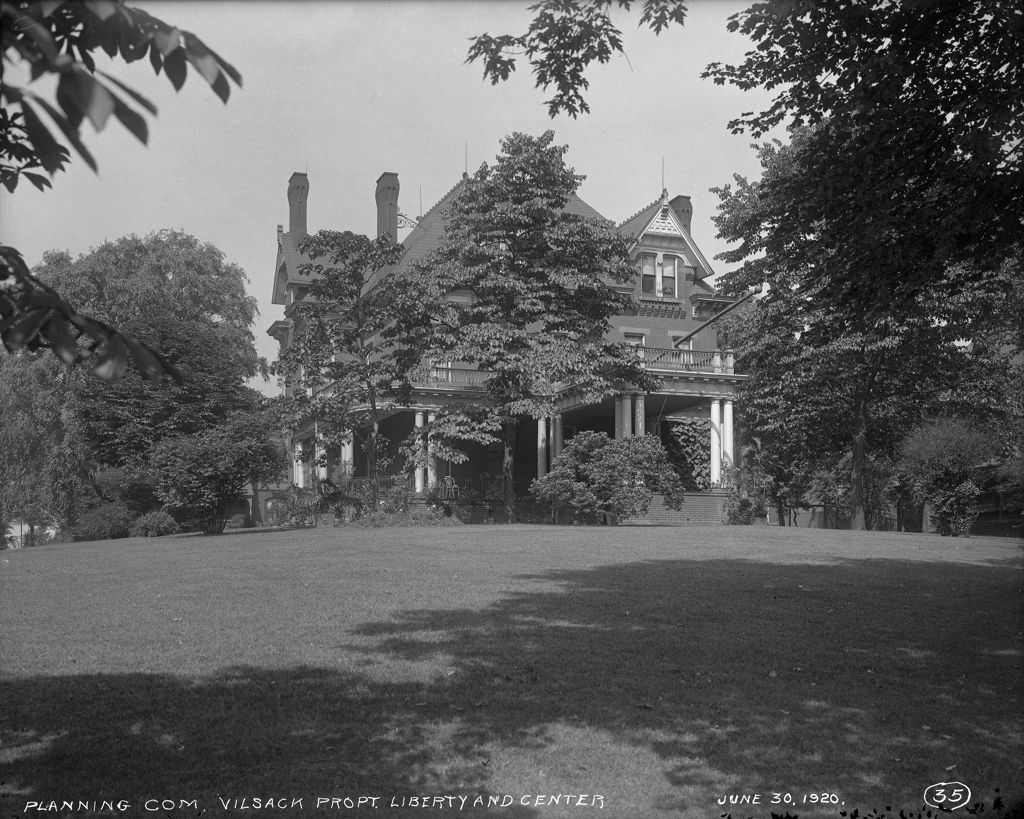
1,524,1021,819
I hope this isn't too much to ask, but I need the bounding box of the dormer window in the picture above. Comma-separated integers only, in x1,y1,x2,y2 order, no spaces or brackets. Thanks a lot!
639,254,657,295
637,253,680,299
660,255,678,298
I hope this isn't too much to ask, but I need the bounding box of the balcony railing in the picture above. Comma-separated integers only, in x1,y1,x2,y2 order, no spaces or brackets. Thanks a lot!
641,347,736,374
410,365,489,389
407,348,735,391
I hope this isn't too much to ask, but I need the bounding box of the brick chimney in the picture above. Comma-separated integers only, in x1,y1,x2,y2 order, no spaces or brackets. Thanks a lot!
375,172,400,240
670,194,693,234
287,172,308,237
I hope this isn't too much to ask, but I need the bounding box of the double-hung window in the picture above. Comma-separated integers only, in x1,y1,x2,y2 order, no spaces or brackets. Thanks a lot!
639,254,657,295
638,253,680,298
660,255,678,298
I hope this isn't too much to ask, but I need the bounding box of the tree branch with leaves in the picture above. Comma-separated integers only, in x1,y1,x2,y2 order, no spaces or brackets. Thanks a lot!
1,0,241,382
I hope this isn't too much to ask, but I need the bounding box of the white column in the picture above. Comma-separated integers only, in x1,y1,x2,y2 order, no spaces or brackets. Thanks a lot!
633,392,646,437
552,414,564,459
616,394,632,438
414,410,426,494
314,438,327,482
426,410,437,487
537,416,549,478
722,398,734,470
340,436,354,475
709,399,722,487
294,440,305,489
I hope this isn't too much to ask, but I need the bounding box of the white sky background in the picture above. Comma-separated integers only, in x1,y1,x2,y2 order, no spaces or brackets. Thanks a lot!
2,1,779,390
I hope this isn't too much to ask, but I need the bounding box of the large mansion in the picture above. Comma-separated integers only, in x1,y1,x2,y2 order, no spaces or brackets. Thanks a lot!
268,170,744,513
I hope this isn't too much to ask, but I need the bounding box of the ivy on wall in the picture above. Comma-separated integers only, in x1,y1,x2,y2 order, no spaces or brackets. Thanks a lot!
661,419,711,491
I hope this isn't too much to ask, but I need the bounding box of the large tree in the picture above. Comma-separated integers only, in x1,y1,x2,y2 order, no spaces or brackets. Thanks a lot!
702,0,1023,319
1,0,240,380
393,131,653,521
152,407,286,535
715,134,1019,529
34,231,263,467
0,350,92,543
276,230,406,503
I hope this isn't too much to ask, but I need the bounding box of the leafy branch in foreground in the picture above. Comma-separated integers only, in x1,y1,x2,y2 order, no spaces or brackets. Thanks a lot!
1,0,241,192
1,0,242,382
467,0,687,117
0,244,177,382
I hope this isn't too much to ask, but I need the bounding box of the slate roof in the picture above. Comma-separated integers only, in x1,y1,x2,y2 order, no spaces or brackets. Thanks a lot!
617,197,662,240
391,181,610,275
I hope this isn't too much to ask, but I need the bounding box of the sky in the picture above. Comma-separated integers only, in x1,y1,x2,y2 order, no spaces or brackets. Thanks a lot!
2,1,780,391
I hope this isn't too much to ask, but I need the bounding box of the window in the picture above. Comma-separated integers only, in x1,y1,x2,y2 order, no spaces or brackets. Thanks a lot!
639,254,656,294
624,332,646,360
660,255,678,298
637,253,680,298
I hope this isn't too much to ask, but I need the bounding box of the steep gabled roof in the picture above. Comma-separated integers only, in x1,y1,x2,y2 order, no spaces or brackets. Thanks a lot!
617,192,716,281
617,197,662,240
395,176,468,270
392,181,609,275
563,194,607,222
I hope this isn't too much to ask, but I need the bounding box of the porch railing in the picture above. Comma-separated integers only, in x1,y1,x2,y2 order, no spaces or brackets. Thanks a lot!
411,348,735,388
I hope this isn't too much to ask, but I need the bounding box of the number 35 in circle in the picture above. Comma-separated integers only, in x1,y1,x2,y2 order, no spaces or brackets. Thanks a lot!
923,782,972,811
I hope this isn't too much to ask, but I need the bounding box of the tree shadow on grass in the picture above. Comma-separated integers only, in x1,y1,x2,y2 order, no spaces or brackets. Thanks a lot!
0,666,538,818
347,557,1023,817
1,556,1021,818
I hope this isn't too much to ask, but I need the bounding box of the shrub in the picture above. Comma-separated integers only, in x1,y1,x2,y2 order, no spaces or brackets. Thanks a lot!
129,510,181,537
348,507,463,528
929,479,982,537
224,513,252,530
91,465,160,514
662,418,711,490
722,487,753,524
899,418,998,536
532,431,685,523
73,502,135,541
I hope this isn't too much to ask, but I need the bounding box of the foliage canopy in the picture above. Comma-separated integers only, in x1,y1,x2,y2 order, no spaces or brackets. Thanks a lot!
392,131,654,519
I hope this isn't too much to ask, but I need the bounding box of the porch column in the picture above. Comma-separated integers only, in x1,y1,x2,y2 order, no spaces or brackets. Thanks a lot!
537,416,549,478
616,393,632,438
722,398,734,470
709,399,722,487
552,414,564,459
340,435,354,475
426,410,437,488
633,392,646,437
414,410,426,494
294,440,305,489
314,436,327,482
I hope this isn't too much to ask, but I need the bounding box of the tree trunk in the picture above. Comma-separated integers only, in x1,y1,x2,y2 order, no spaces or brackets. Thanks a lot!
849,393,868,531
502,418,517,523
367,419,379,509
